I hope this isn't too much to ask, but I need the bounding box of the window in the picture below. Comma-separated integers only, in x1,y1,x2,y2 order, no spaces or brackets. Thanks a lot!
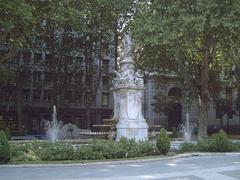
23,51,31,63
45,53,52,62
33,90,41,100
33,71,41,83
67,74,73,84
74,91,82,102
102,59,109,74
34,53,42,64
74,73,83,85
45,72,50,84
22,89,30,101
102,77,109,90
102,93,109,107
65,55,73,65
76,57,83,68
216,105,225,119
43,90,50,101
64,91,72,102
85,92,91,105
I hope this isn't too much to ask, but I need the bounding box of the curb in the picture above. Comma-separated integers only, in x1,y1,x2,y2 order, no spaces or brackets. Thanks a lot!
1,152,240,168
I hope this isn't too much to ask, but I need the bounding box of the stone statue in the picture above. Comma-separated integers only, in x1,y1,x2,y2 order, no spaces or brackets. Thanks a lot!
134,70,144,87
112,69,129,88
121,34,133,59
111,33,148,141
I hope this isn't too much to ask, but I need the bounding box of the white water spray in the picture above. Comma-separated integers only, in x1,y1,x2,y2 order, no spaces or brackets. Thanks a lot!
42,106,62,142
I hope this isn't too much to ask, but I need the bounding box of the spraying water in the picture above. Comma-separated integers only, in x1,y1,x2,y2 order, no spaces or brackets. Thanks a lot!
178,112,194,142
42,106,62,142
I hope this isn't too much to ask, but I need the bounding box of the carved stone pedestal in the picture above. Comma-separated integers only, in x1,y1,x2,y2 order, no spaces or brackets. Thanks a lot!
112,36,148,141
113,88,148,141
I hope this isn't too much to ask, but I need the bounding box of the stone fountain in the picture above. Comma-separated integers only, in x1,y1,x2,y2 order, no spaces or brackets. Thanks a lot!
178,112,194,142
42,106,62,142
112,34,148,141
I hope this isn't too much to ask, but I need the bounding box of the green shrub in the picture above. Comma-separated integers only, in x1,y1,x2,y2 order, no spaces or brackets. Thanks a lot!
75,138,156,160
232,143,240,151
139,141,159,155
212,129,232,152
39,142,75,161
10,143,30,161
116,138,141,158
10,141,52,162
9,138,160,162
0,130,10,163
196,130,235,152
196,139,215,152
75,144,96,160
178,142,198,153
75,139,117,160
75,139,114,160
91,139,116,159
156,128,170,155
4,128,11,141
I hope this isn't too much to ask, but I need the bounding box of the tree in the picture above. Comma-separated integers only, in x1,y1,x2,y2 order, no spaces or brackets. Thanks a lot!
30,0,133,128
1,0,134,130
0,0,35,63
70,0,133,128
131,0,240,137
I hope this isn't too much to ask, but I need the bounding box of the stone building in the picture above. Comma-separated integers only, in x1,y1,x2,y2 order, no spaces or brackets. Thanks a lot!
0,48,115,134
0,47,239,135
144,74,240,134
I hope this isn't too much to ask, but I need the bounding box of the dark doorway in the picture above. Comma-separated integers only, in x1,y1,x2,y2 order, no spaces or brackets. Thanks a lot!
167,87,182,130
168,103,182,130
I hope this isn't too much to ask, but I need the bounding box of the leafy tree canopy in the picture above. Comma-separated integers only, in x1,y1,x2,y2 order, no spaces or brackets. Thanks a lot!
131,0,240,137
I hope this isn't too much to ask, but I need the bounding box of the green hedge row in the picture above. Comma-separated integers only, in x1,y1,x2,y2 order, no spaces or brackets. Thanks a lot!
179,130,240,153
0,130,10,163
10,138,159,162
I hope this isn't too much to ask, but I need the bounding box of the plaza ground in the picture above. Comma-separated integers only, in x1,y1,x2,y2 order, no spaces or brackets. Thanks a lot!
0,153,239,180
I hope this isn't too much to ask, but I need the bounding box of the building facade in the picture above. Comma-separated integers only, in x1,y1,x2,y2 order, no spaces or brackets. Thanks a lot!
0,48,115,135
144,75,240,134
1,48,240,135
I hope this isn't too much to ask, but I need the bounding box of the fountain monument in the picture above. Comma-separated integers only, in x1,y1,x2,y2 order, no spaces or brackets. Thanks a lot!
42,106,62,142
178,112,194,142
112,34,148,141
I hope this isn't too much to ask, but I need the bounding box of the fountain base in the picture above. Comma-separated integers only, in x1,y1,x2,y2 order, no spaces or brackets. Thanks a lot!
116,123,148,141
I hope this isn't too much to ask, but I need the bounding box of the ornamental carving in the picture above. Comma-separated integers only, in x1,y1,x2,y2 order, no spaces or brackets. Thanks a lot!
112,34,144,89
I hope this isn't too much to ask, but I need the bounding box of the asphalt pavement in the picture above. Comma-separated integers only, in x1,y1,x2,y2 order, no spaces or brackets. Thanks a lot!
0,153,240,180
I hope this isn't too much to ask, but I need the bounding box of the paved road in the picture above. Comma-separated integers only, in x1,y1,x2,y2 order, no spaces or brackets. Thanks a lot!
0,153,240,180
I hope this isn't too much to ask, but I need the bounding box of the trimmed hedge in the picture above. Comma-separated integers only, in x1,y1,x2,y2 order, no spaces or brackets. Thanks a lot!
0,130,10,163
4,128,11,141
156,128,170,155
179,129,240,153
10,138,159,162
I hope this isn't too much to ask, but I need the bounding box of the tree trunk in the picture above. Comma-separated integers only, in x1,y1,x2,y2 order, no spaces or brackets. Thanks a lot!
16,73,23,133
86,101,92,129
114,18,118,70
198,96,208,138
198,55,209,138
220,117,224,129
